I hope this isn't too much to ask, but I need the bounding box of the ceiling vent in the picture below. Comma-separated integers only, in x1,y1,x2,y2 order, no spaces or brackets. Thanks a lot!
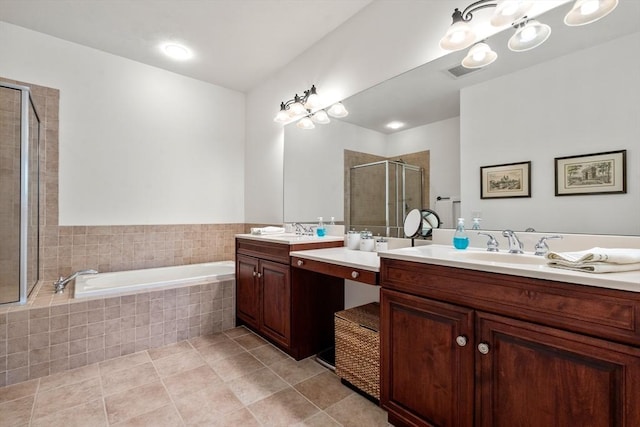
445,64,482,79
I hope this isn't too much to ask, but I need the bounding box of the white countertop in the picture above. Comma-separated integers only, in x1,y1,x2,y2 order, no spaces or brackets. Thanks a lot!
236,233,345,245
290,247,380,272
378,244,640,293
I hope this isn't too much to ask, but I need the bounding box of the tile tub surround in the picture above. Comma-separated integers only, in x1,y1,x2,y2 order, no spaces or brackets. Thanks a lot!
0,279,235,387
0,327,390,427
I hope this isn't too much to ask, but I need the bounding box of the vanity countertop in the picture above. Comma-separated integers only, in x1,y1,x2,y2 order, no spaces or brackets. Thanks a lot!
378,244,640,293
236,233,345,245
290,247,380,272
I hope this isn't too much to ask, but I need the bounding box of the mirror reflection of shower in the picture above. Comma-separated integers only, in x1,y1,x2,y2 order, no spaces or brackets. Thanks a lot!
349,159,423,237
0,82,40,305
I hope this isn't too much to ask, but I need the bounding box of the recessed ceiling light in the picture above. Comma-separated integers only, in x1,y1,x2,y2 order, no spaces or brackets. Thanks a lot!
162,43,192,60
386,121,405,130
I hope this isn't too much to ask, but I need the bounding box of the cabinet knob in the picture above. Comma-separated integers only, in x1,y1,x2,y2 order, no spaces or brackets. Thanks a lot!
455,335,468,347
351,271,360,279
297,260,304,266
257,272,262,278
477,342,490,355
252,271,257,277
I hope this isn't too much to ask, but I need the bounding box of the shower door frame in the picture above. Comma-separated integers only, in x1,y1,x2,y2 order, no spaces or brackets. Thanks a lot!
350,159,423,237
1,82,41,304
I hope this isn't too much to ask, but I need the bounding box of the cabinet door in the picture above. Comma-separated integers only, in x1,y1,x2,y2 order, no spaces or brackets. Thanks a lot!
260,260,291,348
236,255,260,329
476,312,640,427
381,289,475,427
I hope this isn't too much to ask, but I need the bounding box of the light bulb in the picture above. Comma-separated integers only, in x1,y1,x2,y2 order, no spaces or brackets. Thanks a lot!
297,117,315,130
327,102,349,118
462,43,497,69
274,109,289,123
519,25,537,42
289,101,306,117
311,110,330,124
580,0,599,15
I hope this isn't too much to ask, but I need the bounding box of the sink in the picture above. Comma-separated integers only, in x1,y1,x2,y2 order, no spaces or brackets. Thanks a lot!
453,250,545,266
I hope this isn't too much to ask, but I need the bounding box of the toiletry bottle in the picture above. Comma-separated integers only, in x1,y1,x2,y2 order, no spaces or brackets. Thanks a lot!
472,217,481,230
330,217,335,225
316,217,326,237
453,218,469,250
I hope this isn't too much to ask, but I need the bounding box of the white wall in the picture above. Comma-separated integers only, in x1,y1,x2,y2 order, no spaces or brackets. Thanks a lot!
386,117,461,211
283,119,387,223
460,32,640,235
0,22,245,225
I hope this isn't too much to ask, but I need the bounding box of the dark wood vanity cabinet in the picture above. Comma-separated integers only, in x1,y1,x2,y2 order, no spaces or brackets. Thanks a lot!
380,259,640,427
235,237,344,359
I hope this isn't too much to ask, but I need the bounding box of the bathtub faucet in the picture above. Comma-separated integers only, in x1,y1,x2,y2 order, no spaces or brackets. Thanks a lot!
53,269,98,294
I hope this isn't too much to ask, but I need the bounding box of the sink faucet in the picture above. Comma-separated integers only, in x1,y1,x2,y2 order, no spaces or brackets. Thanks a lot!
53,269,98,294
534,235,563,256
502,230,524,254
478,232,499,252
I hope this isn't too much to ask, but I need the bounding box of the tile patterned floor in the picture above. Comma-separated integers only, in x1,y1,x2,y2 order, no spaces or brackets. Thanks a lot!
0,326,391,426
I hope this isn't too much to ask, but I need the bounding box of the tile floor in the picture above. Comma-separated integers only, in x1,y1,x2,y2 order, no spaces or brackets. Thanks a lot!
0,326,391,426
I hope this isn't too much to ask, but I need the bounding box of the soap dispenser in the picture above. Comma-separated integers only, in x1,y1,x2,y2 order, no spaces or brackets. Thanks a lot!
316,217,326,237
453,218,469,250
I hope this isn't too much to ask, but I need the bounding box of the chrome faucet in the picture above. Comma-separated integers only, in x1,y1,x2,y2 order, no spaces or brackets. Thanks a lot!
53,269,98,294
534,235,563,256
502,230,524,254
478,232,499,252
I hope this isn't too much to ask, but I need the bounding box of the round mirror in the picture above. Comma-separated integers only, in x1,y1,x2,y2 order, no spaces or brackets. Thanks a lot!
403,209,422,238
420,209,441,238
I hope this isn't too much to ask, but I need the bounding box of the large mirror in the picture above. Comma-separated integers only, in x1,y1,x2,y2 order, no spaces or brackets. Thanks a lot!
284,2,640,235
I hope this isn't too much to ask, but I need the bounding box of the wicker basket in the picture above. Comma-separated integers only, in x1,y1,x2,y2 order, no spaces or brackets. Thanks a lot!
334,302,380,400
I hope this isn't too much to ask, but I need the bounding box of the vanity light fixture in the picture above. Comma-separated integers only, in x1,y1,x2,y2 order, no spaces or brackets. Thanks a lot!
564,0,618,26
462,42,498,68
508,19,551,52
442,0,617,69
274,85,348,129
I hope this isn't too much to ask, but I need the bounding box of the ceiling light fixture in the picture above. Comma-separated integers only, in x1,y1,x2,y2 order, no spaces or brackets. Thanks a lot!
162,43,192,60
441,0,617,69
274,85,348,129
386,121,406,130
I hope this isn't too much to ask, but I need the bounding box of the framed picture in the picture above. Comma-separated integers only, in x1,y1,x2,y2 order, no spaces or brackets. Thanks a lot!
555,150,626,196
480,161,531,199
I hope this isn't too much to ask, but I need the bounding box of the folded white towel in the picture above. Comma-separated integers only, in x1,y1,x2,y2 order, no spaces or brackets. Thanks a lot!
546,247,640,265
546,247,640,274
250,226,286,235
547,261,640,274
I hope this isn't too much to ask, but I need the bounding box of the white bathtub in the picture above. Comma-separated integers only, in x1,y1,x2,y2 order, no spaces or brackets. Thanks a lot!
74,261,235,298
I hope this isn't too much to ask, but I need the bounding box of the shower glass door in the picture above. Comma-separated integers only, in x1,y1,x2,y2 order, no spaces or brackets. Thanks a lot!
0,83,40,304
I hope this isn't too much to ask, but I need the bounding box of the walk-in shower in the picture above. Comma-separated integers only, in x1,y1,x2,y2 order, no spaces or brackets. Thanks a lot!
1,82,40,305
349,160,423,237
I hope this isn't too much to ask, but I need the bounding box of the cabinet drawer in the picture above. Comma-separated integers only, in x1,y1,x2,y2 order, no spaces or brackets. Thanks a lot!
381,259,640,347
292,256,378,285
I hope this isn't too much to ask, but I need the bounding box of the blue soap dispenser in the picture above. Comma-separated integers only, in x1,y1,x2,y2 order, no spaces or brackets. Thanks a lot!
316,217,326,237
453,218,469,250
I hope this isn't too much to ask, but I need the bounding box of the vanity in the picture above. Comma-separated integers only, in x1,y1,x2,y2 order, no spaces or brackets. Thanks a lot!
378,245,640,427
235,234,348,359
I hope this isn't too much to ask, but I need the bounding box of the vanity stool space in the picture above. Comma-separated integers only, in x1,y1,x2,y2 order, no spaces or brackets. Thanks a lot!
380,258,640,427
235,236,344,359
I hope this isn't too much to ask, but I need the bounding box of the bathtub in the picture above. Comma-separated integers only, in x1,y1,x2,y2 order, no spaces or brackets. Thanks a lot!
74,261,235,298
